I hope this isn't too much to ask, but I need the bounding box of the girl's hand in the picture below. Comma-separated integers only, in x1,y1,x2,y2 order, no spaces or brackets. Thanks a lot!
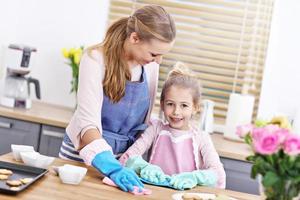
140,164,169,184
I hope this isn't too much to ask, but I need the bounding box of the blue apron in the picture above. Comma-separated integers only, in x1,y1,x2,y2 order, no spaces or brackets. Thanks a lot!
59,67,150,162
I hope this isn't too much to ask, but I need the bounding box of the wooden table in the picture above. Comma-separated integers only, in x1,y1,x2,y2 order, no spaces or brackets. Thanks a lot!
0,154,260,200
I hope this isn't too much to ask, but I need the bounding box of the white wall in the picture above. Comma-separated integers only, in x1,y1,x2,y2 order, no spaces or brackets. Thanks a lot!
0,0,109,107
1,0,299,119
258,0,300,121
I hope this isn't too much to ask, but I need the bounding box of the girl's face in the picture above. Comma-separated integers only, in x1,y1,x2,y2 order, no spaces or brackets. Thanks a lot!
126,32,174,66
161,85,196,130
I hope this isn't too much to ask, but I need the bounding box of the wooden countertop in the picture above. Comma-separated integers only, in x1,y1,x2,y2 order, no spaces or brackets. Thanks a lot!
0,100,73,128
0,101,252,161
0,153,260,200
210,133,252,162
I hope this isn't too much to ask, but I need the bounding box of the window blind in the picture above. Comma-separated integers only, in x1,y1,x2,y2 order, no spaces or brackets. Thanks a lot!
108,0,274,124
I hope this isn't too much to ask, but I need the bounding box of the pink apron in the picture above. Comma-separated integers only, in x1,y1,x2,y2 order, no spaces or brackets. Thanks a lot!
149,128,199,175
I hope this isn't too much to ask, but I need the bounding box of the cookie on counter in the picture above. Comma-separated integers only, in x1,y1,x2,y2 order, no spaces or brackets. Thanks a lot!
0,169,13,175
182,193,202,200
10,186,20,191
0,174,9,180
6,180,22,187
20,178,33,184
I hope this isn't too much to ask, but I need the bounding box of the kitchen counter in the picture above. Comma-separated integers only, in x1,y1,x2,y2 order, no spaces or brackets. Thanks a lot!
0,153,260,200
0,100,73,128
210,134,251,161
0,101,252,161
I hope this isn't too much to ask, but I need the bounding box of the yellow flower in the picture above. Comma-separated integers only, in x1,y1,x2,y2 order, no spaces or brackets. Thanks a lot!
74,52,81,65
75,48,83,55
69,48,76,56
62,46,84,94
62,48,69,58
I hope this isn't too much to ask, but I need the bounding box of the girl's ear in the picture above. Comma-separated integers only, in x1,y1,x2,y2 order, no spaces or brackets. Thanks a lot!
194,104,200,115
129,32,141,44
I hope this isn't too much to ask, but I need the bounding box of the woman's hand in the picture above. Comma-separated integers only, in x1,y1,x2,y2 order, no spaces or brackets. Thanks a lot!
110,167,144,192
92,151,144,192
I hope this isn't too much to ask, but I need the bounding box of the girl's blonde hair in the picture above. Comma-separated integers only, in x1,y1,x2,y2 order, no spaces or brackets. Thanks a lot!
88,5,176,103
160,62,202,111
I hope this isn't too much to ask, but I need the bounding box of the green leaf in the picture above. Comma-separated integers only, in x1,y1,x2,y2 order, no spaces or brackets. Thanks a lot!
244,133,252,145
250,165,258,179
254,119,269,127
262,171,280,187
246,155,256,162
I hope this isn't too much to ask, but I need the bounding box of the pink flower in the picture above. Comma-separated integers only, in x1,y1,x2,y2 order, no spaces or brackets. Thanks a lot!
252,128,281,155
274,128,290,143
264,124,280,133
236,124,254,138
283,134,300,156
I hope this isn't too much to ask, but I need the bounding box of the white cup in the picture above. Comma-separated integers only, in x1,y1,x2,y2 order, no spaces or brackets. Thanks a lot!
58,164,87,185
11,144,35,161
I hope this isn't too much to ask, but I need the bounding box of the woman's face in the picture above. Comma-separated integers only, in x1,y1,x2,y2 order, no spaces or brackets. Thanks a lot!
126,32,174,66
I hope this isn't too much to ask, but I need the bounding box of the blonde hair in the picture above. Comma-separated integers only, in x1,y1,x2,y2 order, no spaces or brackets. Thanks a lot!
88,5,176,103
160,62,202,111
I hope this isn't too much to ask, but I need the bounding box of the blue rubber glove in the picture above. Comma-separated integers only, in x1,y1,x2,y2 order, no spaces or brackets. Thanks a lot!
170,170,217,190
125,155,170,184
92,151,143,192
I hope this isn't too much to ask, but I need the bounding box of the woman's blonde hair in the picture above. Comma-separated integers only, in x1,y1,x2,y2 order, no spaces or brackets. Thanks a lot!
88,5,176,103
160,62,202,111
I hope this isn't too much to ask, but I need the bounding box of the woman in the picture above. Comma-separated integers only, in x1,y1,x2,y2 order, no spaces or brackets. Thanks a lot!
59,5,176,192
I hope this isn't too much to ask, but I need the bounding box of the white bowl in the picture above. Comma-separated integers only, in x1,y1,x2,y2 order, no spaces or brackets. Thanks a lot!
20,151,55,169
58,164,87,185
11,144,35,161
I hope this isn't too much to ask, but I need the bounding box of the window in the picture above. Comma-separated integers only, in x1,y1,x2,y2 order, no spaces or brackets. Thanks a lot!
108,0,274,125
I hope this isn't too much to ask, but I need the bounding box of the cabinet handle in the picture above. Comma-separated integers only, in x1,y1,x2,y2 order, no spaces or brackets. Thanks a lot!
42,130,65,139
0,121,12,129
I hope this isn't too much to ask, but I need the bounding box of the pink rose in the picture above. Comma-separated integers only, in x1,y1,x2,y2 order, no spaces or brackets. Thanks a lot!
283,134,300,156
236,124,253,138
252,127,265,140
274,128,290,143
264,124,281,133
252,128,280,155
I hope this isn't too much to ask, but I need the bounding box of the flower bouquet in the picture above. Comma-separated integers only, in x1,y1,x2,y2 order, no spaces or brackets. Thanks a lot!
61,46,84,94
237,116,300,200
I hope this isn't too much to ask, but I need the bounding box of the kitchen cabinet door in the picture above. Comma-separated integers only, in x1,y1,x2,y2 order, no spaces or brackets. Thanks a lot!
39,125,65,157
221,157,259,195
0,116,40,155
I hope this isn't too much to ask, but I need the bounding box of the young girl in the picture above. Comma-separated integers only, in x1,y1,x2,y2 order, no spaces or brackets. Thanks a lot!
59,5,176,192
119,62,226,190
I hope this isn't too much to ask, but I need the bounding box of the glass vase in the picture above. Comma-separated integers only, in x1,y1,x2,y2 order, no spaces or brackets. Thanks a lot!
259,176,300,200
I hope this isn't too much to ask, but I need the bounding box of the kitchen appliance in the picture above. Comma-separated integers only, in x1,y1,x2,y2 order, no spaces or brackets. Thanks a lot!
200,99,215,133
5,44,37,75
0,44,41,109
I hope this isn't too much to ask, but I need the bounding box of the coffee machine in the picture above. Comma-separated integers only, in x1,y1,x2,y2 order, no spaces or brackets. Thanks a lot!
0,44,41,109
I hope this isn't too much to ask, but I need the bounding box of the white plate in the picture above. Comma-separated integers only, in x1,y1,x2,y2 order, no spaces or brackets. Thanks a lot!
172,192,238,200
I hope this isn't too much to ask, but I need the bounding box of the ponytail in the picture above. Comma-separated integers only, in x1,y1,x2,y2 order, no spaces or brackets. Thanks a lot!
102,17,131,103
